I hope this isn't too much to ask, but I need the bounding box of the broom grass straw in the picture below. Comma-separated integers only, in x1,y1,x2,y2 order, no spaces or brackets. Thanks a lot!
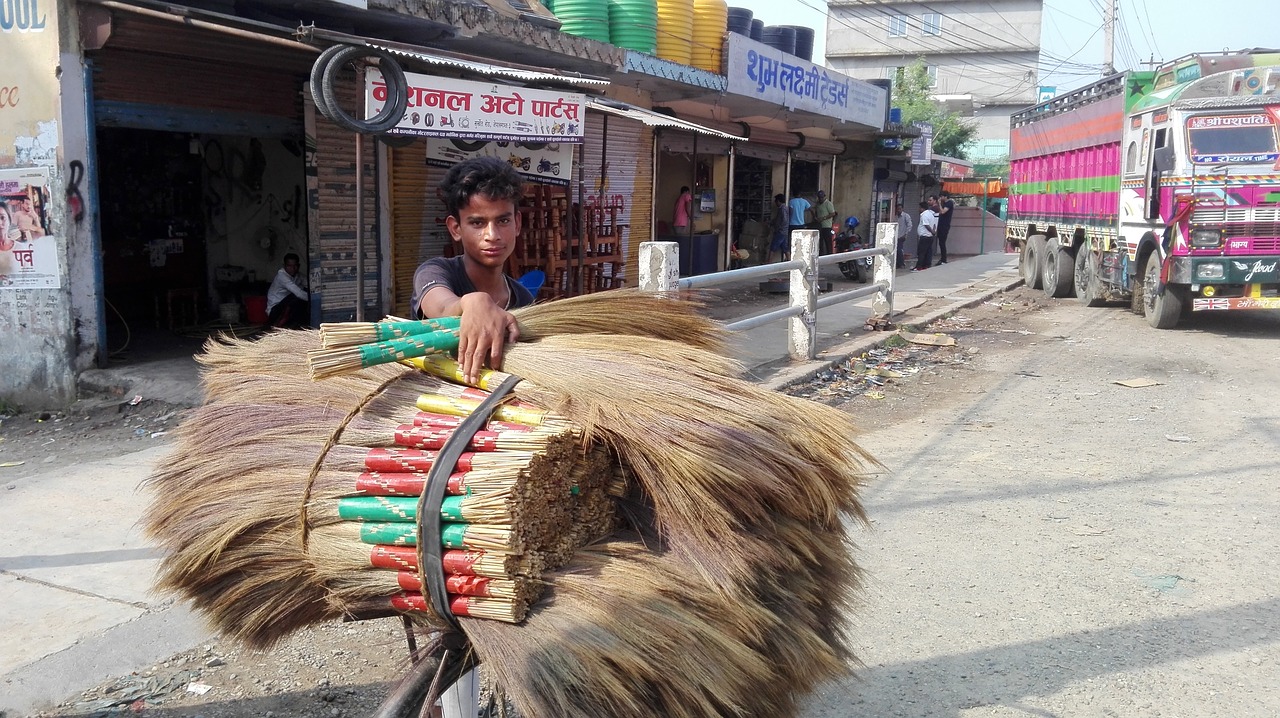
354,520,523,553
311,466,534,500
306,526,543,579
310,492,525,526
386,591,527,623
319,317,462,349
307,329,461,380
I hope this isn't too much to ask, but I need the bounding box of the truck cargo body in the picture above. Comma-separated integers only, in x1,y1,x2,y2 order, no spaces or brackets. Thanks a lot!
1006,52,1280,327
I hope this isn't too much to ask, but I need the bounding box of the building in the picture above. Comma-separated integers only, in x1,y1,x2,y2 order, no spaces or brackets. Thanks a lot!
0,0,903,409
825,0,1044,167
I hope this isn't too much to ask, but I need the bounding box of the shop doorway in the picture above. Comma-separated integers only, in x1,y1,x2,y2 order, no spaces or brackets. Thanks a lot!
96,127,309,363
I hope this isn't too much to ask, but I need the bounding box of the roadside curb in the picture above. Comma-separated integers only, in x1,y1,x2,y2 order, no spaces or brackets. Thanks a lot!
759,271,1027,392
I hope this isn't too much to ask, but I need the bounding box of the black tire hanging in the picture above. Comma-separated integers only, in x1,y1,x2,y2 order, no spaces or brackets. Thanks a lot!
311,45,409,135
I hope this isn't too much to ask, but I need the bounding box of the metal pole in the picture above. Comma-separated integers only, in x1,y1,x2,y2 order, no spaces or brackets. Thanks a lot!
725,144,736,269
354,65,365,322
576,142,585,295
980,176,989,254
651,130,660,243
690,133,699,240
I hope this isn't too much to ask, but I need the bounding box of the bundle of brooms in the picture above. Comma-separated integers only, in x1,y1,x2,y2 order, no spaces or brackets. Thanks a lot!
143,289,875,718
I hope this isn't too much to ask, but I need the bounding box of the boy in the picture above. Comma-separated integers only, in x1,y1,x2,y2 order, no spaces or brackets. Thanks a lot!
413,156,535,384
914,200,939,271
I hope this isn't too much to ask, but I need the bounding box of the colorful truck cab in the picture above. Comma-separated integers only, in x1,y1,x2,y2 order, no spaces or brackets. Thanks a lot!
1007,51,1280,327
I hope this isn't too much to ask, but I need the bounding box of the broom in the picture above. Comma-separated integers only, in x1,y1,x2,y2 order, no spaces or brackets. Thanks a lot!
320,317,462,348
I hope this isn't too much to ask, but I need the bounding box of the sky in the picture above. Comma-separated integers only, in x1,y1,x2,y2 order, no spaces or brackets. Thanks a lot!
728,0,1279,95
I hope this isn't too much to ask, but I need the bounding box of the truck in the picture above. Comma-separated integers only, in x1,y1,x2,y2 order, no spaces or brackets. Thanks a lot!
1006,51,1280,327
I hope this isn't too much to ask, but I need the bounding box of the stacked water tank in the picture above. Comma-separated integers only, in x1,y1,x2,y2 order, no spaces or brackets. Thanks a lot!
690,0,727,72
546,0,611,43
608,0,658,53
655,0,694,65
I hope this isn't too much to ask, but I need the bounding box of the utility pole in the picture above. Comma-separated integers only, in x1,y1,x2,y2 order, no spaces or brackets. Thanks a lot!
1102,0,1117,76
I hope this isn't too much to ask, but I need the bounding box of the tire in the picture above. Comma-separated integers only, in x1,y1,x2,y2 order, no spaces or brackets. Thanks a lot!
1074,244,1106,307
1142,253,1183,328
1022,235,1045,289
1042,239,1075,298
838,261,859,280
318,45,409,134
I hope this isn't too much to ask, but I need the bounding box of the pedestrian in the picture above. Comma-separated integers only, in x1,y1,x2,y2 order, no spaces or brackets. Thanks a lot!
787,193,812,246
413,155,535,386
767,193,790,263
266,252,310,328
935,190,955,264
812,190,837,254
914,200,939,271
672,185,692,234
895,206,913,269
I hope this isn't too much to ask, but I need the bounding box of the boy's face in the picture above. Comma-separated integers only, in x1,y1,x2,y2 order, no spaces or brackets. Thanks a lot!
448,193,521,270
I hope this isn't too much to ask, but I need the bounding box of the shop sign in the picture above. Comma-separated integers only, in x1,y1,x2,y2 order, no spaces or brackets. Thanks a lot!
425,138,575,187
368,69,586,144
724,34,885,129
910,122,933,166
0,166,59,288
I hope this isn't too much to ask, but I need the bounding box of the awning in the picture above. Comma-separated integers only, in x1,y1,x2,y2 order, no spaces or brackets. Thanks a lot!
369,42,611,86
587,99,744,140
942,178,1008,198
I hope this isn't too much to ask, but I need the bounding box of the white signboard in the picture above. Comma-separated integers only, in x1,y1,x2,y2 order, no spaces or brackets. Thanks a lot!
367,69,586,144
910,121,934,166
0,167,59,289
724,34,886,129
426,137,575,187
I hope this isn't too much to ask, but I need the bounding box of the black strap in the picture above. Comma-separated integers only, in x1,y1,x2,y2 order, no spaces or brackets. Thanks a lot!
416,373,523,630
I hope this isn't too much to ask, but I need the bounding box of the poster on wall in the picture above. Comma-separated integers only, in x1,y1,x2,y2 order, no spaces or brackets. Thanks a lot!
0,167,60,289
425,137,575,187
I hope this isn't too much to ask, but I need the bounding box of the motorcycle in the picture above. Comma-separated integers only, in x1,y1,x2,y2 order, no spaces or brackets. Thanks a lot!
835,218,872,283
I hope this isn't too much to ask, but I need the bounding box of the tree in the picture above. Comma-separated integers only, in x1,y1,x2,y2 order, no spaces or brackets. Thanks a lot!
893,59,977,159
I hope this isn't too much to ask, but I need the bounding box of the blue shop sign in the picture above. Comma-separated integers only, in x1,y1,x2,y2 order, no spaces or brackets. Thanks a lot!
725,35,886,129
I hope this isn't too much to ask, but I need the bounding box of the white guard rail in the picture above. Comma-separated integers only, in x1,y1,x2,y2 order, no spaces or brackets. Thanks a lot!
639,223,897,361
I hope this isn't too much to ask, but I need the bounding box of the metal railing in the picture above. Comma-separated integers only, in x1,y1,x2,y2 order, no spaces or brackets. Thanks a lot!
639,223,898,361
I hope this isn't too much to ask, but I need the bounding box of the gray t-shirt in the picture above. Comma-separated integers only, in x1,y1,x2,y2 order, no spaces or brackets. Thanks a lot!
411,256,534,319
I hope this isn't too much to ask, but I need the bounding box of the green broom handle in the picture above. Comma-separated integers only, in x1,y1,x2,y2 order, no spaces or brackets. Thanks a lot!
356,330,461,369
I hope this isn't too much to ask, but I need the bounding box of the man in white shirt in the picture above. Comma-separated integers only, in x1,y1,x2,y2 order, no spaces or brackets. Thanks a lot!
266,252,309,327
914,201,939,271
895,207,913,269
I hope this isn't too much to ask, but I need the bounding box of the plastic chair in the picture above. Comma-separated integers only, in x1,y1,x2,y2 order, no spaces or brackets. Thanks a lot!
517,269,545,296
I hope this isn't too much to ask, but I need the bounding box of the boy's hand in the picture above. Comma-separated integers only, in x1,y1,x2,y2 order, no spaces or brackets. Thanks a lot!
456,293,520,383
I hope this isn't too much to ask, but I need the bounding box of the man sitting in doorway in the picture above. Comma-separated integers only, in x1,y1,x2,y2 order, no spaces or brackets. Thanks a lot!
266,252,310,327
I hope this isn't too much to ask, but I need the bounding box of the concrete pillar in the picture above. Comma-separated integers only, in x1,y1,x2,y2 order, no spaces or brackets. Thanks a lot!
872,222,896,318
788,229,818,360
638,241,678,292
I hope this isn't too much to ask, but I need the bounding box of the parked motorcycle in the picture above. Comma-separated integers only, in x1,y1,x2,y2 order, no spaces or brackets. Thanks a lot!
835,217,872,282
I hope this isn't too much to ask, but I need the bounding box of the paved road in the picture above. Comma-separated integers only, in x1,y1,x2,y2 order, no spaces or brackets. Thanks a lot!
805,297,1280,717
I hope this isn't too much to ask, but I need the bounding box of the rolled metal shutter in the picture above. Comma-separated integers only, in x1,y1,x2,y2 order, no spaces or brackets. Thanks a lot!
308,77,381,322
581,111,652,287
388,141,453,317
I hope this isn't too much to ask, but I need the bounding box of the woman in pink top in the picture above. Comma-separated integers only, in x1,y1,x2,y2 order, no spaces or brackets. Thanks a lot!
673,186,692,232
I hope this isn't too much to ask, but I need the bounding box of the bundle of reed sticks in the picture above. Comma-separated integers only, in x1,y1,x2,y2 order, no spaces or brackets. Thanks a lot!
302,362,616,625
144,290,875,718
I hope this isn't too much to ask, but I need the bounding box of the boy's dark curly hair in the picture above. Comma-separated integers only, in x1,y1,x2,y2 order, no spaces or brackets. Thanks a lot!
438,156,524,219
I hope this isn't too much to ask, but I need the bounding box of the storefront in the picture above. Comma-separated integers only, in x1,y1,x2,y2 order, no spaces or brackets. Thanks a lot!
82,3,317,355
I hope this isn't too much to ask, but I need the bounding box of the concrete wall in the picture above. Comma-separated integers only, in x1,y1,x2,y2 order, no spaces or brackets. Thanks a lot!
945,205,1006,256
0,0,78,409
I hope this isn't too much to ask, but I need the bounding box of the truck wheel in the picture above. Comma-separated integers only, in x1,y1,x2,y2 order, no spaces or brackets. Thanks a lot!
1042,239,1075,298
1142,254,1183,328
1074,245,1105,307
1022,235,1045,289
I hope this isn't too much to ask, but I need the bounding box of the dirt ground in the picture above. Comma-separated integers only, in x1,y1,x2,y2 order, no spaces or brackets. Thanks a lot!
24,287,1057,718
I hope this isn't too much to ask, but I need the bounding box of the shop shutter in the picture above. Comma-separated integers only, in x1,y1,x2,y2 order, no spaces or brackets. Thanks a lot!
579,111,652,288
388,141,453,318
308,78,381,322
733,142,788,164
656,131,732,157
89,12,311,136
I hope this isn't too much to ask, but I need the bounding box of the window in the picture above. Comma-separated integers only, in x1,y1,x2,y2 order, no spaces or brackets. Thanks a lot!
888,14,907,36
926,65,938,88
887,65,906,80
1125,141,1139,174
922,12,942,35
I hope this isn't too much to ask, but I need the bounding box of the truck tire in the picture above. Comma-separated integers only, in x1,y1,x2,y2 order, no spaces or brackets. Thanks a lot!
1043,239,1075,298
1142,254,1183,328
1022,235,1045,290
1074,245,1106,307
